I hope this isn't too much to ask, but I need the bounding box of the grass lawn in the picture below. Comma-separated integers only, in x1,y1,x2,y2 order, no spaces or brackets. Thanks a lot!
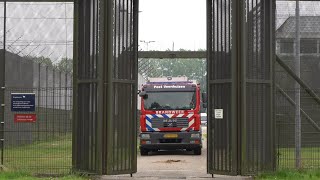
257,147,320,179
257,170,320,180
3,134,72,175
0,171,89,180
277,147,320,169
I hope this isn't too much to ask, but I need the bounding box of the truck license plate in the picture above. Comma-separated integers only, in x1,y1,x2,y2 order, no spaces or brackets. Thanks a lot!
164,134,178,138
163,119,177,127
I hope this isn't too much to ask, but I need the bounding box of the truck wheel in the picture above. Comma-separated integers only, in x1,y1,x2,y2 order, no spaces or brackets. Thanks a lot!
140,148,149,156
194,148,201,155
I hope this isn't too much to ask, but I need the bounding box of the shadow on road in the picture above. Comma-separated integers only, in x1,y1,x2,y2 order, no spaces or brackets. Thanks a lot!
147,150,199,156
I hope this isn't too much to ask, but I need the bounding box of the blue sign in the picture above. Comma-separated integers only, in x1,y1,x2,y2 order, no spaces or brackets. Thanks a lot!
11,93,35,112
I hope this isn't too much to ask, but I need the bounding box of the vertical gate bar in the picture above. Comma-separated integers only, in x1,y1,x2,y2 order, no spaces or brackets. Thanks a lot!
231,0,240,174
122,0,127,170
125,0,130,170
133,0,139,173
265,0,275,171
224,0,227,171
250,0,254,172
113,0,117,172
82,2,89,170
206,0,212,174
72,0,79,171
96,0,105,173
0,0,6,165
121,0,125,171
228,0,231,171
95,0,99,172
221,0,224,170
271,0,276,171
254,0,258,171
90,0,95,170
116,0,120,172
240,0,248,174
218,0,221,170
215,0,219,171
106,0,115,174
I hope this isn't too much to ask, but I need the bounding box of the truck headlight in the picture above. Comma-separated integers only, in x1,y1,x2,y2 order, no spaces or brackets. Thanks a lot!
191,133,200,138
141,134,150,139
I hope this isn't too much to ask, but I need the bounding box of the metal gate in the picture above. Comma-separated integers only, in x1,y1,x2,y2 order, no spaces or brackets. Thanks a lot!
207,0,275,175
241,0,275,174
73,0,138,175
105,0,138,175
207,0,237,175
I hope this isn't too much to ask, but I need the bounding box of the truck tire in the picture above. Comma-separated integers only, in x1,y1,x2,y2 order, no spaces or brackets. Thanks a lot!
194,148,201,155
140,148,149,156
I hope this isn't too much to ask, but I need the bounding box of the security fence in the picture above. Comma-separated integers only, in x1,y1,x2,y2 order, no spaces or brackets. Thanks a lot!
275,0,320,170
0,55,73,174
0,1,73,175
2,0,320,177
3,87,72,174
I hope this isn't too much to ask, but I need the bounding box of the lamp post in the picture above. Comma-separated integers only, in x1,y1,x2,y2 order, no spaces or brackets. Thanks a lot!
140,40,155,51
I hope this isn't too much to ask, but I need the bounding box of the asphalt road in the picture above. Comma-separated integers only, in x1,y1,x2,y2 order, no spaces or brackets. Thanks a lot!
137,126,208,173
101,126,251,179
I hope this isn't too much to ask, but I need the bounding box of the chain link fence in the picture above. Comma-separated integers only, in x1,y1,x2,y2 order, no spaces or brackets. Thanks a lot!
275,0,320,170
0,2,73,175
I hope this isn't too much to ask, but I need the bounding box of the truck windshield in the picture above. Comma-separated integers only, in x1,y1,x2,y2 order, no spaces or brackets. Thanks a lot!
144,91,196,110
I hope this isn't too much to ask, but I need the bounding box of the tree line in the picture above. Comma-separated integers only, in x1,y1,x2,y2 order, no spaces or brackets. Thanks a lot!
24,56,73,73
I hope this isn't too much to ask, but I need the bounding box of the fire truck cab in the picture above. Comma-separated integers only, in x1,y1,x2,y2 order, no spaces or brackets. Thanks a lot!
139,76,204,155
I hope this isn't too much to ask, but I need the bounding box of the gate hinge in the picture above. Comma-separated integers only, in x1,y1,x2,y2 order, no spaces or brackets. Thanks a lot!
1,87,5,90
0,139,4,141
0,122,3,124
1,104,4,107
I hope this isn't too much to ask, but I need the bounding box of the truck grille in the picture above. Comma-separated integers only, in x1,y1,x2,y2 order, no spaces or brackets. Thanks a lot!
151,118,189,128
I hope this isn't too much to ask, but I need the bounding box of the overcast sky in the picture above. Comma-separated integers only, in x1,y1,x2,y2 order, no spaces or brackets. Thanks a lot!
139,0,206,51
1,1,320,60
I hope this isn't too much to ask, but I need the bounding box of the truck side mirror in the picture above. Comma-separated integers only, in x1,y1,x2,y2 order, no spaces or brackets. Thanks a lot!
202,92,207,103
201,92,207,108
202,103,207,109
139,91,148,99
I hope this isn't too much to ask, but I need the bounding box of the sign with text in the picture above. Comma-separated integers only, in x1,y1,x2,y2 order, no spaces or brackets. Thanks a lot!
11,93,35,112
14,114,37,123
214,109,224,119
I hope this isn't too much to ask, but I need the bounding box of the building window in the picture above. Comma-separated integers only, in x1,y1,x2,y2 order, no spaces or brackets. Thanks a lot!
280,39,294,54
300,39,318,54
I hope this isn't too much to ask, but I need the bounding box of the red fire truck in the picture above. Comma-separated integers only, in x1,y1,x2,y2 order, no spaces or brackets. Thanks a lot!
139,77,206,155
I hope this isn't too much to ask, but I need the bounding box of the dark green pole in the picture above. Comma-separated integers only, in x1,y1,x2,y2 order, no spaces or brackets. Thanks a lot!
0,0,7,165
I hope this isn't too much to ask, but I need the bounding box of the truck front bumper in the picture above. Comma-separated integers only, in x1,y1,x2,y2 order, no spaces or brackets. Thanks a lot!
139,131,202,150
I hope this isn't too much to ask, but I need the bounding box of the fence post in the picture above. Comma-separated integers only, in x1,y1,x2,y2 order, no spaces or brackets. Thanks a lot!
53,68,55,137
295,0,301,169
0,0,6,166
38,63,41,141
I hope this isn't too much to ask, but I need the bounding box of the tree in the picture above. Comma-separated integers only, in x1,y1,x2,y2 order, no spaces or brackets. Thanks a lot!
147,58,207,89
57,58,73,73
25,56,54,67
